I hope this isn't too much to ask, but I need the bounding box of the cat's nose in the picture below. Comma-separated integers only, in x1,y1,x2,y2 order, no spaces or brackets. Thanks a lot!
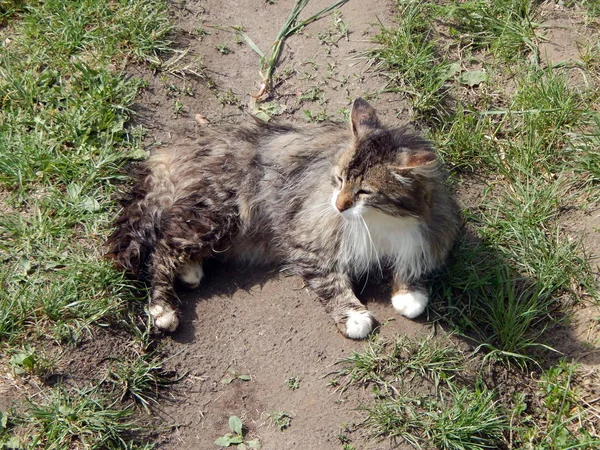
335,195,353,212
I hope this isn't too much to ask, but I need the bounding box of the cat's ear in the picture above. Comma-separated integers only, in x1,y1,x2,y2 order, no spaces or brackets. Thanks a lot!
350,98,380,138
392,150,438,179
399,149,437,169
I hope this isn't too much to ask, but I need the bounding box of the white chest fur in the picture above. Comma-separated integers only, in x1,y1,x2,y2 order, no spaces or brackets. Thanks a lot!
331,191,431,280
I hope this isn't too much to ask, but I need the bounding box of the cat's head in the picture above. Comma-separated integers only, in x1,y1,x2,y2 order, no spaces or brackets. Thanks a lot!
331,98,440,221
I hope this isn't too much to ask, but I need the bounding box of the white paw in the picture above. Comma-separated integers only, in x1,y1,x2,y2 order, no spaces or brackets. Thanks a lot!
345,310,374,339
149,303,179,332
176,261,204,288
392,291,428,319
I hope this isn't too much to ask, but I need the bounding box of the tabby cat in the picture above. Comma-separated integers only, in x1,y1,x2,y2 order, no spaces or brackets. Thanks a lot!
106,98,459,339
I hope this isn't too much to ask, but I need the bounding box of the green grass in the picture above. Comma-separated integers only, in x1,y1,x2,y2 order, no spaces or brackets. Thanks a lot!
0,0,170,336
444,0,538,61
366,0,452,121
334,336,507,449
27,387,142,449
0,0,171,447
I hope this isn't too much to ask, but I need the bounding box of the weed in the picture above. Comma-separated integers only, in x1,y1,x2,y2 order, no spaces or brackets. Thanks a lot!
221,368,252,384
214,416,261,448
249,0,350,99
172,99,185,116
303,107,331,122
217,89,241,106
300,86,324,102
317,11,349,52
192,26,209,39
8,346,55,378
217,44,233,55
164,81,194,97
270,411,293,431
250,100,287,121
285,376,300,390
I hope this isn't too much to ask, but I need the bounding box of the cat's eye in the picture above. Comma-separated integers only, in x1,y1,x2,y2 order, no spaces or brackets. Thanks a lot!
333,175,344,187
356,188,373,196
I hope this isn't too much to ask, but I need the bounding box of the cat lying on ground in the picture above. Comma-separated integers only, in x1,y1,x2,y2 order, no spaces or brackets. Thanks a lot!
106,98,459,339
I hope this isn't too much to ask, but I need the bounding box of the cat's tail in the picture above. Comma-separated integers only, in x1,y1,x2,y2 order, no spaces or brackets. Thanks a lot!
105,164,162,277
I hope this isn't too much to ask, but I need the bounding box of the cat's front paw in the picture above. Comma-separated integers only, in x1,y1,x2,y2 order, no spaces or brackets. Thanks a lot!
392,291,428,319
149,303,179,332
341,310,375,340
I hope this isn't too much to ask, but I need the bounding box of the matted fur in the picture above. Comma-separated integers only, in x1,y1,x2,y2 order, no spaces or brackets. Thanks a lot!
106,99,460,338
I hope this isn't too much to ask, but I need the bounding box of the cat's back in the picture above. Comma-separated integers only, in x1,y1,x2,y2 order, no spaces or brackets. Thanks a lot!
257,120,347,166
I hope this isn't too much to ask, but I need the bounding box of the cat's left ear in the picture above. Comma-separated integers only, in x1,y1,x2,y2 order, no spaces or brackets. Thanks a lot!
398,149,437,169
351,98,380,138
392,150,439,179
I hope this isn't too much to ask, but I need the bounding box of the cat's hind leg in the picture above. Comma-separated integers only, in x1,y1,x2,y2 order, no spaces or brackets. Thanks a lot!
147,248,181,332
391,276,429,319
176,257,204,289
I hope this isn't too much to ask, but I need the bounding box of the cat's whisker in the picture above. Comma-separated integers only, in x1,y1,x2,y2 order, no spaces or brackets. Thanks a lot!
359,214,383,277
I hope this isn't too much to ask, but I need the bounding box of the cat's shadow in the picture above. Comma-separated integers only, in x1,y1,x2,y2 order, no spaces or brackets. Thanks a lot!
169,260,424,345
427,228,600,369
170,259,281,344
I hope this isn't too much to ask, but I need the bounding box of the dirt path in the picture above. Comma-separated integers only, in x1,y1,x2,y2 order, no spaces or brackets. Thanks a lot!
129,0,426,448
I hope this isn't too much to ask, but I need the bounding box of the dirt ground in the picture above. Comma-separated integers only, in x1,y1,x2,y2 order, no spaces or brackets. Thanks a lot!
4,1,595,449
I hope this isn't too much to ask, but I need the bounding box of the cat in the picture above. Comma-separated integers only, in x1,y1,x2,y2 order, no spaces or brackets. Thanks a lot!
106,98,460,339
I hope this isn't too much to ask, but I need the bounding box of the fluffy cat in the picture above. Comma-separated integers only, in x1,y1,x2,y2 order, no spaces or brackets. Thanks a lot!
106,98,459,339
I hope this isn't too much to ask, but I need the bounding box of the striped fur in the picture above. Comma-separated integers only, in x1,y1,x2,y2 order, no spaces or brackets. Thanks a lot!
106,99,460,338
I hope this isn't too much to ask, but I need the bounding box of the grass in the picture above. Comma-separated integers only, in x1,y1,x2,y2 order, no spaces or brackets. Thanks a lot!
334,336,507,449
27,387,142,449
444,0,539,61
366,0,452,122
368,0,599,364
0,0,172,447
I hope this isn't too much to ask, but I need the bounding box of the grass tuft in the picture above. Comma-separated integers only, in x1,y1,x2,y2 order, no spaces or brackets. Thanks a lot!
366,0,452,121
105,352,180,412
445,0,538,61
27,387,141,449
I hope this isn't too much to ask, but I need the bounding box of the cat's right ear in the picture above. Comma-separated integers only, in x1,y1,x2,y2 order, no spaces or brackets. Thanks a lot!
351,98,380,139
